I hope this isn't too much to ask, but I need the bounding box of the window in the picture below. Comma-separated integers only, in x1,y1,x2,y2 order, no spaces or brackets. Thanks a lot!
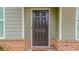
0,7,4,37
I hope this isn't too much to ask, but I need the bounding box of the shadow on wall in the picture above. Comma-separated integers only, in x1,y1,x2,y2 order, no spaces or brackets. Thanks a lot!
0,46,4,51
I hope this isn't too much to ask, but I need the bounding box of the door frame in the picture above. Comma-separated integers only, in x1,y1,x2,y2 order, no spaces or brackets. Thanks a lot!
31,8,50,48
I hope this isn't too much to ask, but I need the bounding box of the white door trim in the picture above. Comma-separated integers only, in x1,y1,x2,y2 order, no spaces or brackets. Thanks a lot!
59,7,62,40
22,7,24,39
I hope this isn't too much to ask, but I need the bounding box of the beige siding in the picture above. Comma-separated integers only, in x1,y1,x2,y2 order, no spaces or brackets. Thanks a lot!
62,7,76,40
24,8,31,39
56,8,59,39
50,8,59,39
5,7,22,39
4,7,76,40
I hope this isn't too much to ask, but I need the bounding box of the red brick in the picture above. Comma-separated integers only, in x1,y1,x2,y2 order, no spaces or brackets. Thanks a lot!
57,40,79,51
0,39,31,51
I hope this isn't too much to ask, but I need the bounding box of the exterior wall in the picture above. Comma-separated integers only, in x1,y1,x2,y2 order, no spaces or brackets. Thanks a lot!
50,8,59,39
1,39,79,51
0,7,78,51
5,7,22,39
56,7,79,51
0,39,56,51
24,7,59,40
0,7,59,51
24,8,31,39
55,8,59,39
62,7,76,40
0,39,31,51
57,40,79,51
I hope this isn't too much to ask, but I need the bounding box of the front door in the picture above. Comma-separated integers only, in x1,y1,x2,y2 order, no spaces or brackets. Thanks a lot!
32,10,49,46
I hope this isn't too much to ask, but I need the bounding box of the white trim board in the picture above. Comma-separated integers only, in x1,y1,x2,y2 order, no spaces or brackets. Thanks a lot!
0,7,5,39
59,7,62,40
22,7,24,39
76,7,77,40
76,7,79,40
3,7,5,39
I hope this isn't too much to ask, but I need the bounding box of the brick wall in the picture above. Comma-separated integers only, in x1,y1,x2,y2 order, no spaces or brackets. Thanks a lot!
0,39,57,51
50,39,58,50
57,40,79,51
1,39,79,51
0,39,31,51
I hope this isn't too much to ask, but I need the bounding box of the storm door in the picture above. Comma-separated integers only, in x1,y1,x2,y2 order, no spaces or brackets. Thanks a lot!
32,10,49,46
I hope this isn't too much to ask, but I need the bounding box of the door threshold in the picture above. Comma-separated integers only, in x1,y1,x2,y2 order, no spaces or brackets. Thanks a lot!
32,46,49,48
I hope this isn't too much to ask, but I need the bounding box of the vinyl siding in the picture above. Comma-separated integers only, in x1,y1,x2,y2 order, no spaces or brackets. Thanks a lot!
62,7,76,40
55,8,59,39
50,8,59,39
5,7,22,39
24,8,31,39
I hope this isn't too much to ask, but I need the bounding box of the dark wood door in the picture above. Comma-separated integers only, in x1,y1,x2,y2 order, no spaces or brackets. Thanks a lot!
32,10,49,46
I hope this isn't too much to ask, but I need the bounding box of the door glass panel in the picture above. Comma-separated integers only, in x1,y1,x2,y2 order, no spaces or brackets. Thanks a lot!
35,18,40,29
41,12,46,16
33,10,40,16
41,18,46,29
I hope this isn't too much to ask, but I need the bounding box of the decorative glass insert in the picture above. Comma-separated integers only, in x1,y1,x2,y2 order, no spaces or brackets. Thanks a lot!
41,12,46,16
33,10,40,16
0,7,3,37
